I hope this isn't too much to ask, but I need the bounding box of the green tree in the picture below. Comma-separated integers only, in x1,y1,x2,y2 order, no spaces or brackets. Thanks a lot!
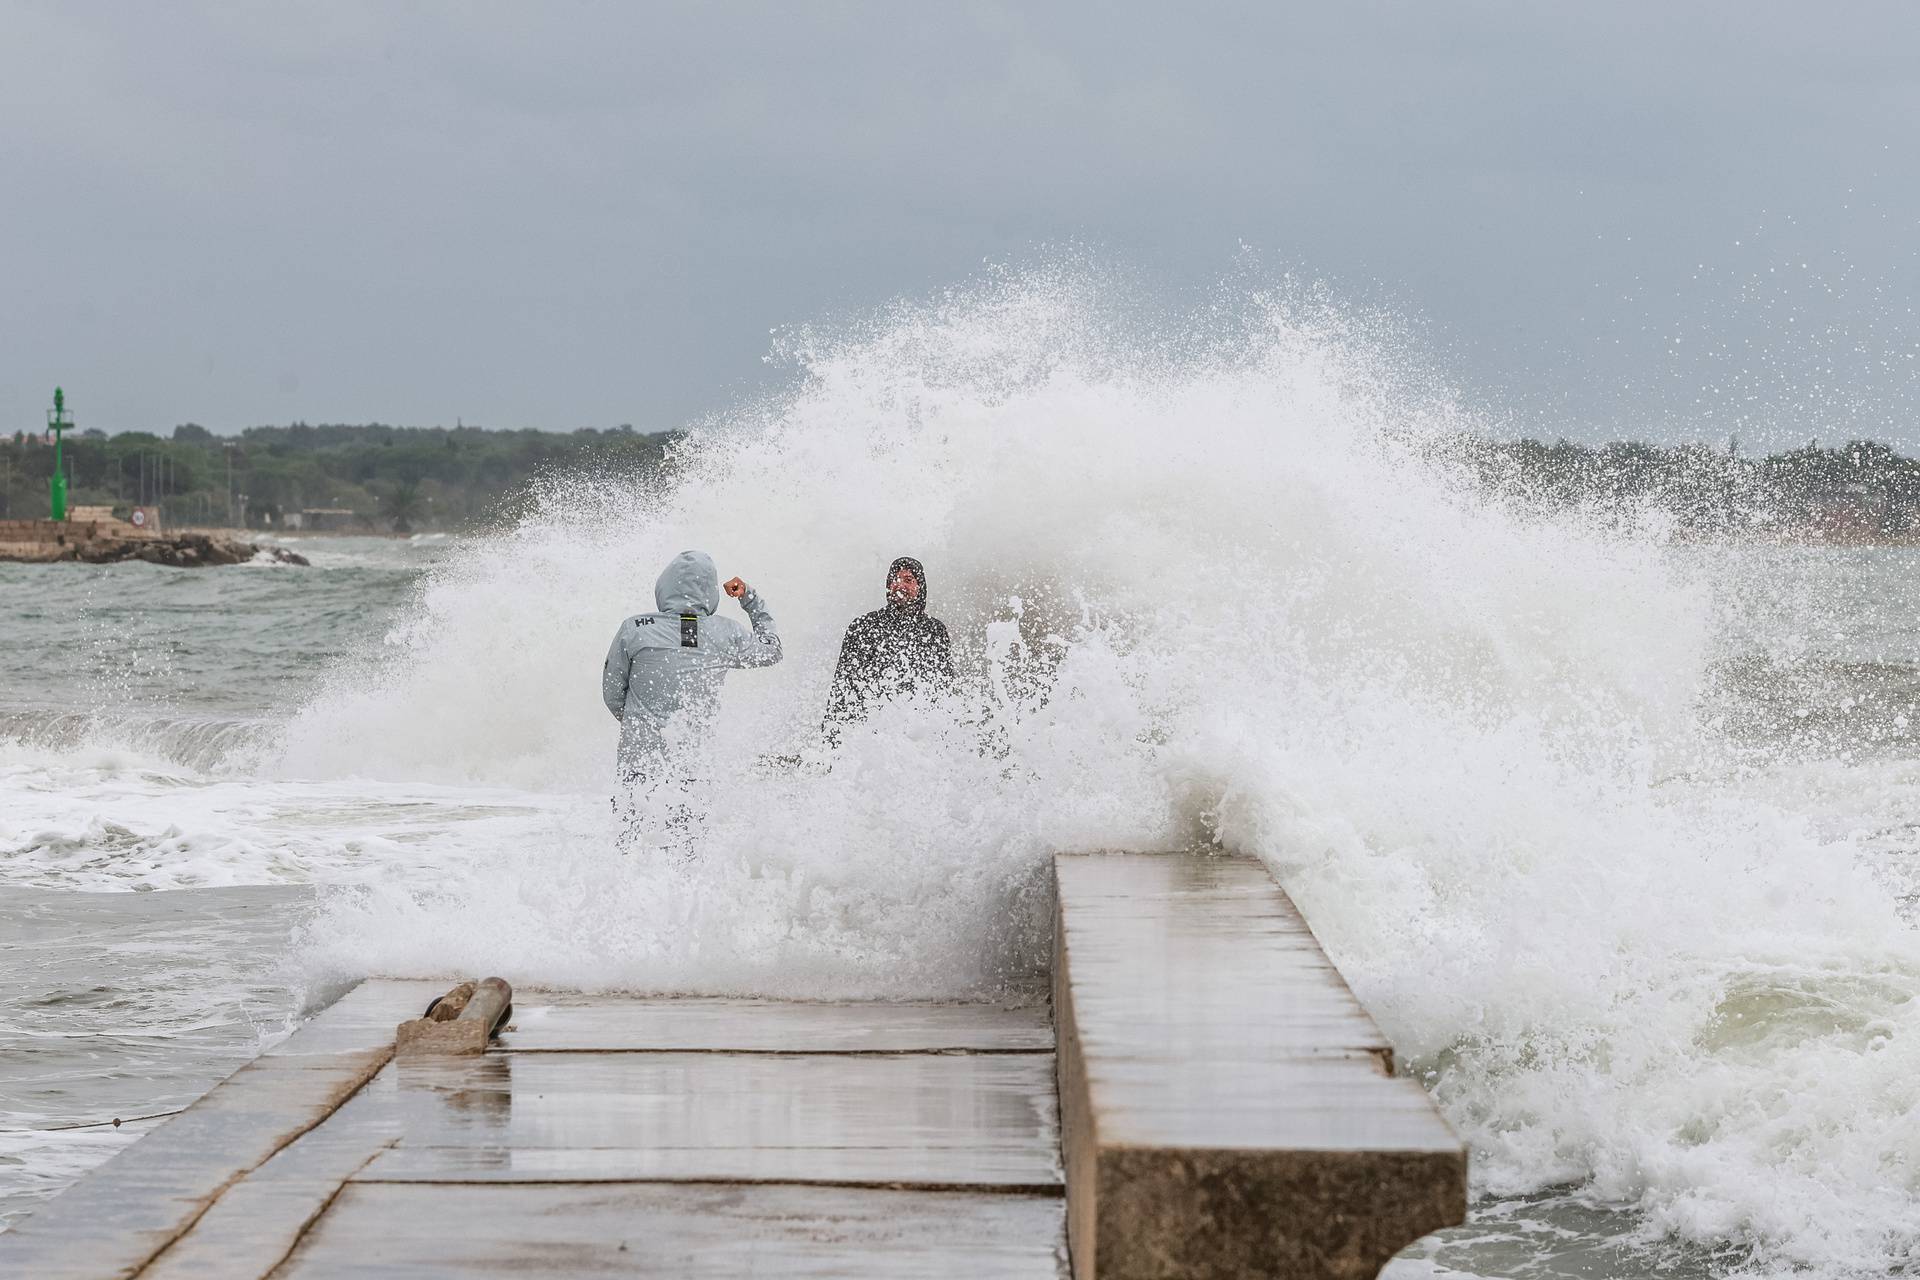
383,478,425,533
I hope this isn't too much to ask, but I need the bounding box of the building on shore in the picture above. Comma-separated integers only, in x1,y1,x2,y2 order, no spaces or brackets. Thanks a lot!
283,507,363,532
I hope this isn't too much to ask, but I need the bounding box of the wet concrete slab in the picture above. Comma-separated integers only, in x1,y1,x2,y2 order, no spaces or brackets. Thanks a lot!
137,1086,404,1280
274,1182,1066,1279
7,981,1064,1278
0,980,423,1280
498,994,1053,1053
1053,851,1467,1280
357,1050,1059,1187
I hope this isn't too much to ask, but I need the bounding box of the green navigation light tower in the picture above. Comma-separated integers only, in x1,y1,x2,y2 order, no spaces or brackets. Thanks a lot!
47,387,72,521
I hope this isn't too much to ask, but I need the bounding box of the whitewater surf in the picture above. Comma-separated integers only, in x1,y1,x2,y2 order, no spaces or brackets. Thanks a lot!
2,273,1916,1277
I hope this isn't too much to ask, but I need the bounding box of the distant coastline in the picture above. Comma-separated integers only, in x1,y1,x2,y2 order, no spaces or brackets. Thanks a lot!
7,422,1918,544
2,421,678,535
1453,435,1920,546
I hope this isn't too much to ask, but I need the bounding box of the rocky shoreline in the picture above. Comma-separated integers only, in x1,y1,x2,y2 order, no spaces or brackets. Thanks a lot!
0,520,309,567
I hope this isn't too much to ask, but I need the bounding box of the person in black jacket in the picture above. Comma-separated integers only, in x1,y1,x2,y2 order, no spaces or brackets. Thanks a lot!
823,556,956,743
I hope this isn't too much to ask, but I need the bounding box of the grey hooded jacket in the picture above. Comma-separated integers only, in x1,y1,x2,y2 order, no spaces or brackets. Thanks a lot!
602,550,783,778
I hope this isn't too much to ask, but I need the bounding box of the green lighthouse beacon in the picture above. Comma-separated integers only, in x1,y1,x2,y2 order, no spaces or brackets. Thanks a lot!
47,386,72,521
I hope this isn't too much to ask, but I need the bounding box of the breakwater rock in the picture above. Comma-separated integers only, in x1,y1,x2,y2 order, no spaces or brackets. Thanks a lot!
0,519,309,567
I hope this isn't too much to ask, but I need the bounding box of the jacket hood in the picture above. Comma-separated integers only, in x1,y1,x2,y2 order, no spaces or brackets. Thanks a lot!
656,550,720,616
887,556,928,614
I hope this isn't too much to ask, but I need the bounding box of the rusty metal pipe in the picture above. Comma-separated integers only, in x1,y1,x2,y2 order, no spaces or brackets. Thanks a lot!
397,977,515,1057
456,977,512,1038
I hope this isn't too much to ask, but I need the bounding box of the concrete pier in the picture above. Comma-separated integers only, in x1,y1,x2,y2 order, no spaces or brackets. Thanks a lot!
0,851,1466,1277
0,982,1064,1278
1053,852,1467,1279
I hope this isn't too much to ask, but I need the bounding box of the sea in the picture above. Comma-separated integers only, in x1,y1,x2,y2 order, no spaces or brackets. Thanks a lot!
2,280,1916,1278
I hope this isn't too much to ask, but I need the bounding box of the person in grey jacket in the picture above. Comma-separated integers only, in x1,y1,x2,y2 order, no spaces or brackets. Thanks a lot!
602,550,783,785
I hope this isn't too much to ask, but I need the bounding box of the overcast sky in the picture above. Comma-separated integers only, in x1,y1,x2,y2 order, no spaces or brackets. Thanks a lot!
3,2,1917,447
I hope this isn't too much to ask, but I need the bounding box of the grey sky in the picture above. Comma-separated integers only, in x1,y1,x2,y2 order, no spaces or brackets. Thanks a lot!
3,2,1916,447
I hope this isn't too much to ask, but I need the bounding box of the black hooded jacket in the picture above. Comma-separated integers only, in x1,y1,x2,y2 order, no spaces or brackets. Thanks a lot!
824,557,956,737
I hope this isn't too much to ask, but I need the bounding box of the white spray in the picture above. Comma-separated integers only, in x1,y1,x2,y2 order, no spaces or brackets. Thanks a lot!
272,271,1917,1276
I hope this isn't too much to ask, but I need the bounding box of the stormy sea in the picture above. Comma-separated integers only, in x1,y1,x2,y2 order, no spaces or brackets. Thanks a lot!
3,278,1916,1278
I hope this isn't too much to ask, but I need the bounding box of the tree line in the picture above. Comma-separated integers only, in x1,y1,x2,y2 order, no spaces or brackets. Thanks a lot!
1,422,678,532
5,421,1917,541
1447,437,1920,541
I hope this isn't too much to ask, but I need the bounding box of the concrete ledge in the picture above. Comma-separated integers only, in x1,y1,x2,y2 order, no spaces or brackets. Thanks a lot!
1053,851,1466,1280
0,981,431,1280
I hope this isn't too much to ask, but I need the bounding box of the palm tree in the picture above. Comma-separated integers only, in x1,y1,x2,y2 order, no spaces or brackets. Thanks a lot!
383,479,425,533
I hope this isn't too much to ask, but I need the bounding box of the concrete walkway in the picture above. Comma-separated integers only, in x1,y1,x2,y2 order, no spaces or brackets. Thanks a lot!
1,851,1466,1278
0,983,1065,1278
